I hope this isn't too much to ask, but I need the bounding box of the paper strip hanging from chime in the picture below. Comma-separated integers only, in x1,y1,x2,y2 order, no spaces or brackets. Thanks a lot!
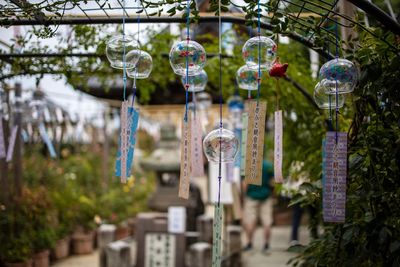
38,123,57,158
6,125,18,162
212,202,223,267
240,113,248,176
179,116,192,199
190,111,204,178
244,100,267,185
274,110,283,183
115,100,140,183
323,131,347,223
0,117,6,158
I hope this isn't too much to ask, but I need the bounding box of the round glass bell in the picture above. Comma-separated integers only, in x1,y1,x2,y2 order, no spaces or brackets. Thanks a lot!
106,35,140,69
196,92,212,110
313,82,346,110
319,58,358,94
127,50,153,79
236,65,259,91
242,36,277,71
203,128,239,163
169,40,206,76
181,70,208,92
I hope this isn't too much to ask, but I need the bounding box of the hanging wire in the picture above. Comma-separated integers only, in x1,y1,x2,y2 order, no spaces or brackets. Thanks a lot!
256,0,261,104
131,11,141,107
335,18,339,143
184,0,191,122
122,0,127,101
217,0,223,207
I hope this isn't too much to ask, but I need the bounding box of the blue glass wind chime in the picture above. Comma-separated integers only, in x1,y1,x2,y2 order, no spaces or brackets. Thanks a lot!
313,18,358,223
105,0,153,183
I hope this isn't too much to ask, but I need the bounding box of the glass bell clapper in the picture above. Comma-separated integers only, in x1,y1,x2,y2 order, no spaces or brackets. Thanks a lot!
106,35,140,69
242,36,277,71
313,82,346,110
236,65,259,91
169,39,206,76
181,70,208,92
319,58,358,94
127,50,153,79
203,128,239,163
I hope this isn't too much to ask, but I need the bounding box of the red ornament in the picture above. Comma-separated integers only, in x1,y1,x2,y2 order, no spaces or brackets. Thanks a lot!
269,58,288,78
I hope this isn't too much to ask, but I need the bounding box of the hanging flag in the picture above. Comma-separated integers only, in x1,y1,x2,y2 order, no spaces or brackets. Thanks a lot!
240,113,248,176
274,110,283,183
212,203,223,267
323,131,347,223
38,123,57,158
0,118,6,159
245,101,267,186
115,101,139,183
6,125,18,162
190,111,204,177
179,117,192,199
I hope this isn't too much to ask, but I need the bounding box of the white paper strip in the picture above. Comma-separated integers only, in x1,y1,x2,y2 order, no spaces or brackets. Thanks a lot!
6,126,18,162
274,110,283,183
0,118,6,158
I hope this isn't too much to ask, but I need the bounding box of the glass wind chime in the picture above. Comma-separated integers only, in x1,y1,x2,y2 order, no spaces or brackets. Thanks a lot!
105,1,152,183
313,21,358,224
169,0,207,199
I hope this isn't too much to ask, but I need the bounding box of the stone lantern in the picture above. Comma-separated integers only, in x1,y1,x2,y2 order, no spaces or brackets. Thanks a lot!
140,123,204,230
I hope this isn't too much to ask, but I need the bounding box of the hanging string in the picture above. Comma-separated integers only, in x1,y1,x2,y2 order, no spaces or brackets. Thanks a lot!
217,0,222,207
131,13,141,107
122,0,127,101
335,18,339,143
256,0,261,104
326,39,333,123
184,0,191,122
275,79,280,111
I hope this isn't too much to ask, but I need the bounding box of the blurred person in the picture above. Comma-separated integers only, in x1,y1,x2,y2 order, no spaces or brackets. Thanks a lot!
242,159,274,253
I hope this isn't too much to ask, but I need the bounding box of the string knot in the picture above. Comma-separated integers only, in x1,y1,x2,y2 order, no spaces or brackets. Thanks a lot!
184,84,190,90
186,36,191,41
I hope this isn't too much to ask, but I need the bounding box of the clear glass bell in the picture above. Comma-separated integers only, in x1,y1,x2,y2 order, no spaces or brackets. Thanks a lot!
319,58,358,94
236,65,259,91
181,70,208,92
106,35,140,69
127,50,153,79
313,82,346,110
242,36,277,71
203,128,239,163
169,40,206,76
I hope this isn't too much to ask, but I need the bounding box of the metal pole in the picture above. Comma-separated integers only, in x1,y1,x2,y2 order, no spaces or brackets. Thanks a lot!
13,82,23,197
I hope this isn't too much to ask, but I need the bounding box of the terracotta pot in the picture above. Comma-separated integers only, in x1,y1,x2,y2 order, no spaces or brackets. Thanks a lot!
115,225,130,240
5,260,33,267
51,237,70,260
71,231,94,255
33,250,49,267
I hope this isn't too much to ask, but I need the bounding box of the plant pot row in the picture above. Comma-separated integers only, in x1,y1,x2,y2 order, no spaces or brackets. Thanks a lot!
3,223,135,267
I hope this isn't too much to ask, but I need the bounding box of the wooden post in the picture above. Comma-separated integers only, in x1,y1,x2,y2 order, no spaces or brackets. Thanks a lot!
0,89,9,205
13,83,23,197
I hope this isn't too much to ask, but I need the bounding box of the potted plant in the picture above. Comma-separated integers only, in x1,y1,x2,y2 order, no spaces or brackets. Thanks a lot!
0,236,33,267
70,195,97,255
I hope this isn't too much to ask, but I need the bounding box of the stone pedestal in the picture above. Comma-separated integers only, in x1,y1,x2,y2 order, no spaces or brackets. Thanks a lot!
98,224,116,267
106,241,131,267
189,242,211,267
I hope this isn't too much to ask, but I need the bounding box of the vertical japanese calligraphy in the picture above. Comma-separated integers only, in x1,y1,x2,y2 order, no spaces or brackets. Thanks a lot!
274,110,283,183
240,113,248,176
115,101,140,183
212,203,223,267
0,118,6,158
245,101,267,185
179,117,192,199
190,112,204,177
323,131,347,223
